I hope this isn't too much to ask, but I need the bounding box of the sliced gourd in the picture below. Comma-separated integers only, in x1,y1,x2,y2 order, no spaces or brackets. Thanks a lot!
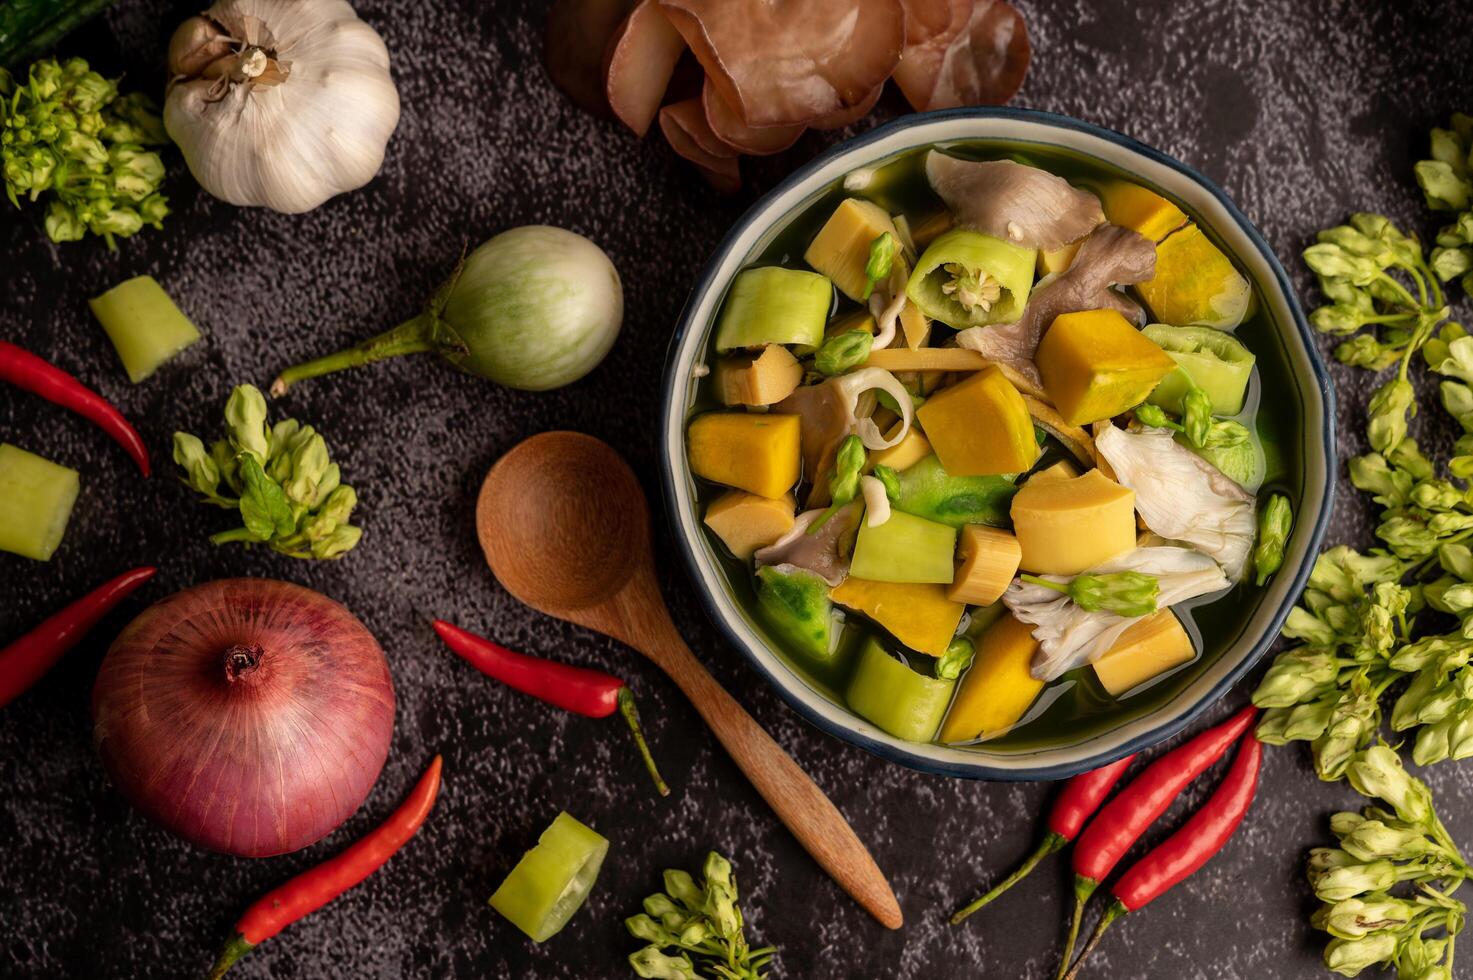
703,491,795,559
713,345,804,407
804,198,901,302
687,412,801,499
830,578,965,657
89,275,202,383
1097,179,1188,242
756,565,837,662
850,510,957,584
1035,308,1177,426
0,444,80,561
846,638,955,742
948,525,1022,606
938,613,1044,742
1010,469,1135,574
714,267,832,352
1136,224,1252,330
889,454,1018,528
1143,324,1256,415
1091,610,1196,696
916,365,1038,476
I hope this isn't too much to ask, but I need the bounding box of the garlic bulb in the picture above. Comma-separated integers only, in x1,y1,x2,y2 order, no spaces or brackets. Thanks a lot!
164,0,400,213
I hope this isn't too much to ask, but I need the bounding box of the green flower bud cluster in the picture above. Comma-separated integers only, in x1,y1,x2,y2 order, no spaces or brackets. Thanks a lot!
1302,213,1449,373
1305,746,1467,978
1414,113,1473,297
814,329,873,376
172,385,363,560
1134,392,1259,487
0,57,169,247
1020,570,1160,619
626,851,776,980
808,434,866,534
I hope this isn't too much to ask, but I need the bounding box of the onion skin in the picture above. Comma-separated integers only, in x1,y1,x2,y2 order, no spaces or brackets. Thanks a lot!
92,579,395,858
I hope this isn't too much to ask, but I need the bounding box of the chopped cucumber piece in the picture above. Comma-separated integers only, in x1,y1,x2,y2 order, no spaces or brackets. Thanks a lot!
0,443,80,561
89,275,201,383
846,638,954,742
1143,324,1255,415
850,508,957,584
714,266,832,352
891,454,1017,528
489,812,608,943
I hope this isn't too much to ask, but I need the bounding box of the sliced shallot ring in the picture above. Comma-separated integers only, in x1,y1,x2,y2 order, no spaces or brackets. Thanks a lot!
1022,395,1095,468
657,0,904,128
702,78,804,155
833,367,914,451
659,101,741,192
604,0,688,137
860,475,891,527
808,83,883,132
546,0,637,117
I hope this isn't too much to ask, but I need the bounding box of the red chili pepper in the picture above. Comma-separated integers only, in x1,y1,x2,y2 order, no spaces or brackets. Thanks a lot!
0,566,156,709
1055,704,1257,976
432,620,668,796
206,755,444,980
1062,734,1262,980
952,753,1136,924
0,340,150,476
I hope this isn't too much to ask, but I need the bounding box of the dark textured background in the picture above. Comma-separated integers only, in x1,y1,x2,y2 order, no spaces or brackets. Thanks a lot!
3,1,1473,978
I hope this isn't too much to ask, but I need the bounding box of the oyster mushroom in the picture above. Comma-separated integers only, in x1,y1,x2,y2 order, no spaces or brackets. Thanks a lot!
926,151,1105,251
755,503,864,587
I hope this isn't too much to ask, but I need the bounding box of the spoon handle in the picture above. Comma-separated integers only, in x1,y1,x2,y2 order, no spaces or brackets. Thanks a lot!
630,598,903,929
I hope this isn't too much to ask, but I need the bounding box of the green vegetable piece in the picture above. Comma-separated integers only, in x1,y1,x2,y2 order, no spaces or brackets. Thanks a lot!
754,565,836,662
490,811,608,943
873,463,902,502
861,231,896,300
829,434,865,505
88,275,201,383
235,454,295,543
888,453,1018,528
846,638,955,742
850,509,958,584
905,228,1036,328
1143,324,1256,415
1188,419,1265,489
714,266,832,352
0,443,80,561
224,384,270,460
626,851,774,979
1181,385,1213,448
814,329,874,376
1021,571,1160,618
1254,494,1293,586
935,636,976,680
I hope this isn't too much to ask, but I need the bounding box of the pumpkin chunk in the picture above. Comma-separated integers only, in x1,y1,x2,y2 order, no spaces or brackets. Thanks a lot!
868,420,932,472
1097,179,1188,243
1136,224,1252,330
1010,469,1135,574
830,577,965,656
703,490,796,558
916,364,1038,476
938,612,1043,742
687,412,801,498
1035,308,1177,426
947,525,1021,605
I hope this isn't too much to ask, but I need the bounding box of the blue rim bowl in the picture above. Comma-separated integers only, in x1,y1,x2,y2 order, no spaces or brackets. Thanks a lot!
658,107,1335,781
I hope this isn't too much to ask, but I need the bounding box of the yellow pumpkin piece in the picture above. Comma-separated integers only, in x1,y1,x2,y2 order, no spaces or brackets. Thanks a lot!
829,578,966,657
713,345,803,407
824,309,876,341
1091,610,1196,697
948,525,1022,606
687,412,801,499
1097,179,1188,242
1035,309,1178,426
804,198,901,301
1136,224,1252,329
1036,240,1082,276
899,299,931,350
916,365,1038,477
702,490,796,559
938,613,1044,742
868,420,931,472
1026,460,1079,486
1011,469,1136,574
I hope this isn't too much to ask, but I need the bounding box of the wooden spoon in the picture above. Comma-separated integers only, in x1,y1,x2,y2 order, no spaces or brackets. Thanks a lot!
476,431,903,929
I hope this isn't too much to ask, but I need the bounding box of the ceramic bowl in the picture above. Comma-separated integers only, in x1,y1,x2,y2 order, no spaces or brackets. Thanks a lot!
659,107,1334,780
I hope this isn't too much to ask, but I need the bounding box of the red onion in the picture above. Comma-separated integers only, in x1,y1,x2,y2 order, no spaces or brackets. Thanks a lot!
92,579,395,857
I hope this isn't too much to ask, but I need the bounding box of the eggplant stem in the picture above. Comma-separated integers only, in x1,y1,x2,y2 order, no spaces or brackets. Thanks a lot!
617,687,670,797
1061,901,1126,980
204,934,253,980
952,832,1067,924
270,315,441,396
